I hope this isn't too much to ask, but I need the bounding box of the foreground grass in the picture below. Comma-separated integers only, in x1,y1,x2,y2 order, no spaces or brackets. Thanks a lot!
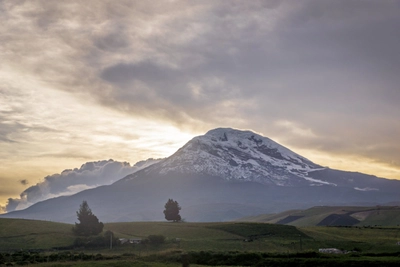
0,218,75,250
1,218,400,266
29,263,219,267
21,260,185,267
301,226,400,253
1,218,400,254
0,250,400,267
4,251,399,267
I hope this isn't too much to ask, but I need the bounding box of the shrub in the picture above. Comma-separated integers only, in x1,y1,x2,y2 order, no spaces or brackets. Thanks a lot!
147,234,166,245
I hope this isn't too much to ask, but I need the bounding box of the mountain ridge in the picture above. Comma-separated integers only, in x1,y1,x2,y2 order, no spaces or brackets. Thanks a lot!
2,127,400,223
237,205,400,227
120,127,330,186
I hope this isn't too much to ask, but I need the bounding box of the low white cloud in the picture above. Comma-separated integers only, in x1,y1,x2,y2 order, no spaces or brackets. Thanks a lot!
5,158,160,212
66,184,97,195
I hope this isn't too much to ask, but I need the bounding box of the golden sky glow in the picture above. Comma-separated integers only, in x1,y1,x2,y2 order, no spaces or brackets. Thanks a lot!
1,1,399,212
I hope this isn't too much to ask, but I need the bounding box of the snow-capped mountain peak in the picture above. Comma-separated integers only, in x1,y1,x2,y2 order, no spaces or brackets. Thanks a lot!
4,127,400,223
152,128,327,186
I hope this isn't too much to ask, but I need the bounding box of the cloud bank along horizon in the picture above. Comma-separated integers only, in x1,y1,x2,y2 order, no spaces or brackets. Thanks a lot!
5,159,162,213
1,1,399,211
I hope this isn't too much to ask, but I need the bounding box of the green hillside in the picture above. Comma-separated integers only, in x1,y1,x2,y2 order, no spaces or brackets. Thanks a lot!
0,219,307,253
1,217,399,255
1,218,400,266
0,218,75,250
104,221,309,252
239,206,400,227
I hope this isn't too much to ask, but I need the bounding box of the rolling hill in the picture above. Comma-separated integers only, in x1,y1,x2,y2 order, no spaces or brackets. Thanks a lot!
238,205,400,227
0,218,75,250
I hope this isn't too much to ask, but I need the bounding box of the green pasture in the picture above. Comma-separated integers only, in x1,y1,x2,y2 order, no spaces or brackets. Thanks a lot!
1,218,400,254
1,218,400,266
301,226,400,253
103,221,308,253
0,218,75,250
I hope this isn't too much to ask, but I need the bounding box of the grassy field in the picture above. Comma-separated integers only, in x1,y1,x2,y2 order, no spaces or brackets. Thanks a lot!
301,226,400,253
0,218,75,250
1,218,400,253
103,221,309,253
1,218,400,266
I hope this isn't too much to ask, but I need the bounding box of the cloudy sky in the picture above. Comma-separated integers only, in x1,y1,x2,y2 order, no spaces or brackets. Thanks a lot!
1,0,400,212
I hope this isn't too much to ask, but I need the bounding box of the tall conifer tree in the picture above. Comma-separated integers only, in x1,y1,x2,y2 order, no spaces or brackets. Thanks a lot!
73,201,104,236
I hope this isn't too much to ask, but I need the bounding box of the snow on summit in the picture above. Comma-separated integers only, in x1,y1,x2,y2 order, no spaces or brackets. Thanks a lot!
154,128,328,186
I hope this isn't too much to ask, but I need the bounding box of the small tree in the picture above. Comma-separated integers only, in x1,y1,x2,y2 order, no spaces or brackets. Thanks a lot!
163,198,181,222
73,201,104,236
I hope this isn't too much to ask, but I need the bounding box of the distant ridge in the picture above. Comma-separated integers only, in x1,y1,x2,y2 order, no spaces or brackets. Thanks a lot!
317,214,360,226
238,206,400,227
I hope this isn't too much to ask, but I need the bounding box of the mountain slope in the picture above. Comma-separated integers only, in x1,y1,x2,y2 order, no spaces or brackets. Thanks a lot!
122,128,328,186
2,127,400,223
238,205,400,227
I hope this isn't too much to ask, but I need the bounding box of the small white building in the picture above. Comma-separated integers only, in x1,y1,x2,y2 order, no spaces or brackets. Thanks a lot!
129,238,142,244
119,238,142,244
319,248,343,254
119,238,129,244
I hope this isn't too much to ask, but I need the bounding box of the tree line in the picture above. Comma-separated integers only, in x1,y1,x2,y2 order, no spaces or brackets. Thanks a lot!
72,198,182,248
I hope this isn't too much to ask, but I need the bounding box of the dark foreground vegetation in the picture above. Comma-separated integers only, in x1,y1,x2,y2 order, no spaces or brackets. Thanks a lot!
1,250,400,267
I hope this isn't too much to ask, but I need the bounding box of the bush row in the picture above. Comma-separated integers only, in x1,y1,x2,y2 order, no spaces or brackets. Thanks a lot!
145,250,400,267
0,251,117,265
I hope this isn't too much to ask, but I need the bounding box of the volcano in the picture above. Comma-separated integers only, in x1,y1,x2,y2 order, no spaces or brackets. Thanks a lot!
2,128,400,223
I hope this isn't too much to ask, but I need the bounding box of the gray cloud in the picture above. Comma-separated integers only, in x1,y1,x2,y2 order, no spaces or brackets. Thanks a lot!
5,158,160,212
1,1,399,174
0,119,60,144
0,86,63,145
0,121,22,143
